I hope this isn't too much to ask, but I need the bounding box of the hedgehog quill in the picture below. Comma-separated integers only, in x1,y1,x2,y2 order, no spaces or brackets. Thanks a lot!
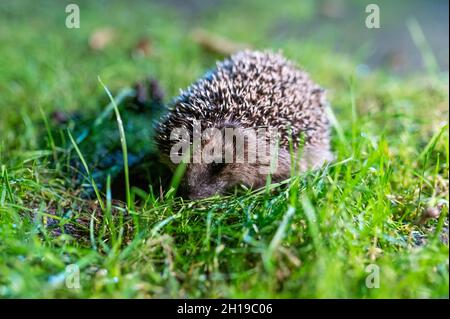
156,50,333,199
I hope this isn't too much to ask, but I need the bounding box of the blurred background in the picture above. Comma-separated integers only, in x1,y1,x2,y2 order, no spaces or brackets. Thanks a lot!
161,0,450,74
0,0,448,153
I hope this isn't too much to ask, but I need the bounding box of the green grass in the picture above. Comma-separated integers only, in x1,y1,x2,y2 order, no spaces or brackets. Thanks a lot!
0,0,448,298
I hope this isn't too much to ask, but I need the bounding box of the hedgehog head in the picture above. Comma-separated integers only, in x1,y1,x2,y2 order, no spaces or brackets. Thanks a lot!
159,120,291,199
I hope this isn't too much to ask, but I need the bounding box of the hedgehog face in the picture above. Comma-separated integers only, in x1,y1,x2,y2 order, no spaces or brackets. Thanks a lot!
182,162,236,199
178,125,291,199
180,126,258,199
182,161,264,199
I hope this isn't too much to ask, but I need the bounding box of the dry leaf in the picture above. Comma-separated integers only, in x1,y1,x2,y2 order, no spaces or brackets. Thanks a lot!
89,27,115,51
132,37,153,58
191,28,250,55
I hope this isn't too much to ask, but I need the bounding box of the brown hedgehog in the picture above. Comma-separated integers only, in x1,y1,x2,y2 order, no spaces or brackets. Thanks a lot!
156,50,333,199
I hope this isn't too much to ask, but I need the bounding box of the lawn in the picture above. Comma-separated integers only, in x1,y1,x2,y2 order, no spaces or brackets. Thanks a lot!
0,0,448,298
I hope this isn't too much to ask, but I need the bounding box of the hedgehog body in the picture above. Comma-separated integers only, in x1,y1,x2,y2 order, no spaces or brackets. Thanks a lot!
156,50,333,199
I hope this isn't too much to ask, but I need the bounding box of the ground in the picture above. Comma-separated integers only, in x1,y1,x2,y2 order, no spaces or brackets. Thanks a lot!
0,0,448,298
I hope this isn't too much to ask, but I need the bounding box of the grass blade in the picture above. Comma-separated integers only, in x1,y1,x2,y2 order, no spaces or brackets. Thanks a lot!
68,129,105,211
98,77,132,210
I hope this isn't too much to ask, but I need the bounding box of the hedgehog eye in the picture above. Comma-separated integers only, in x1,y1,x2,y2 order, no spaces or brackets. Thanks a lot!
210,162,225,175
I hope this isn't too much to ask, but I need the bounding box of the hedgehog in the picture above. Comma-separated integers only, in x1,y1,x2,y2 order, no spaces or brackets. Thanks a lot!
155,50,333,199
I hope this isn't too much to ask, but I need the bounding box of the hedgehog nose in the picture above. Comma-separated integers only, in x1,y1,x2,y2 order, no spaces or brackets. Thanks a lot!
187,189,216,200
188,193,203,200
187,190,208,200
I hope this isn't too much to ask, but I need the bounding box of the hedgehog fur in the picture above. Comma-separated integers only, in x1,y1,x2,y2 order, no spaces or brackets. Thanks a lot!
155,50,333,199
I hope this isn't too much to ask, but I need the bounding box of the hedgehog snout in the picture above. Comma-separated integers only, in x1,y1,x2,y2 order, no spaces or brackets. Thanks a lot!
182,163,230,199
